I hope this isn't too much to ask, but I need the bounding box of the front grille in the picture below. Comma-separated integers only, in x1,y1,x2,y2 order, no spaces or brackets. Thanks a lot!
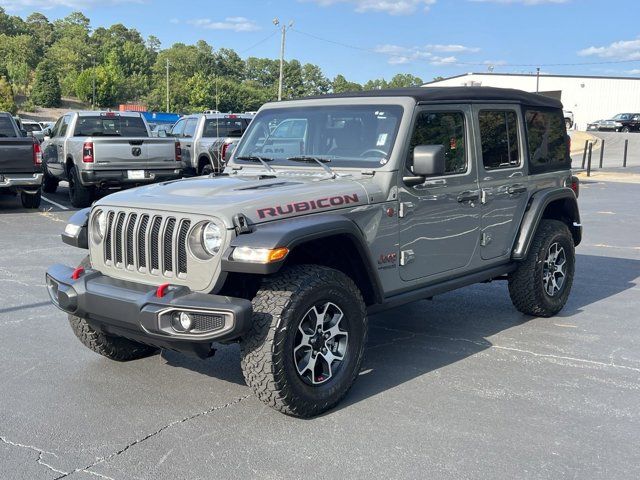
102,210,192,279
192,313,225,333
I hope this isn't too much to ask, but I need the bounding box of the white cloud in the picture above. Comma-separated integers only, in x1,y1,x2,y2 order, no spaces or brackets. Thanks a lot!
629,69,640,75
307,0,436,15
187,17,260,32
374,43,479,65
0,0,141,9
470,0,569,4
578,38,640,61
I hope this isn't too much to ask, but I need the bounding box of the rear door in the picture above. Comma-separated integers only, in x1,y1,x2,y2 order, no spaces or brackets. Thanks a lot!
474,105,529,261
45,115,69,179
0,115,34,174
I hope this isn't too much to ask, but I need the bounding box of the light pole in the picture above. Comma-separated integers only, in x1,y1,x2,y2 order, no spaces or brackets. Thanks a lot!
166,58,170,112
273,18,293,101
88,54,96,109
536,67,540,93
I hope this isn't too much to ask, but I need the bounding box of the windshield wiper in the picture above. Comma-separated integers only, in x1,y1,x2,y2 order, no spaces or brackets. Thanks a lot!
235,155,276,173
286,156,337,178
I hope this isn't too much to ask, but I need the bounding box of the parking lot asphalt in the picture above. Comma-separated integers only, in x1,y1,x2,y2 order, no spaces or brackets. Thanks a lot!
1,179,639,479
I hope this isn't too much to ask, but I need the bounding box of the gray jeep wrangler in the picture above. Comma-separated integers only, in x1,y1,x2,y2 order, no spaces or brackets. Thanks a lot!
46,87,581,417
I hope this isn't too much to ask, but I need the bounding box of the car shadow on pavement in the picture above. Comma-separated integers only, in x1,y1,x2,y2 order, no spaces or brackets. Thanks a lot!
146,252,640,413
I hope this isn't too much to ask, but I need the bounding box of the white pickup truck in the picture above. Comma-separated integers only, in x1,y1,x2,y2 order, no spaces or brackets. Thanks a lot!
41,111,182,207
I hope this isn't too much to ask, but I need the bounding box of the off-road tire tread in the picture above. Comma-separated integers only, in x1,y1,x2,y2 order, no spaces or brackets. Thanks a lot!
67,257,157,361
42,173,59,193
69,166,93,208
240,265,367,417
20,189,41,208
508,219,575,317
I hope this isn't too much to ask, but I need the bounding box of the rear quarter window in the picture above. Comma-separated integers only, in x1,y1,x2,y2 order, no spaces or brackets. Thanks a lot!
525,109,570,173
0,116,17,137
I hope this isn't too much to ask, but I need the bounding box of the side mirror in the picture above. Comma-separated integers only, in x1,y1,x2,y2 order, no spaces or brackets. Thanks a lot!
43,127,51,136
412,145,446,177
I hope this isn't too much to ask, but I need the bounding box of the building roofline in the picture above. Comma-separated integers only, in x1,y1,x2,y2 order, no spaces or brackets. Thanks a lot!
424,72,640,85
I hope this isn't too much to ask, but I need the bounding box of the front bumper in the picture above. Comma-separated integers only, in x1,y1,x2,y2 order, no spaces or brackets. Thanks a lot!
80,168,182,187
0,172,43,190
46,264,252,358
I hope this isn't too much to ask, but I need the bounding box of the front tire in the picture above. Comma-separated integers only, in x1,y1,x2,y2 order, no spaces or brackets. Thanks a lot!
68,257,158,361
68,166,93,208
240,265,367,417
508,219,575,317
42,172,59,193
621,126,630,133
20,189,41,209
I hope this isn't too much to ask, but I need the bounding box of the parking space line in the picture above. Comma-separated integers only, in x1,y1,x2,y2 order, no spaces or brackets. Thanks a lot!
41,196,69,210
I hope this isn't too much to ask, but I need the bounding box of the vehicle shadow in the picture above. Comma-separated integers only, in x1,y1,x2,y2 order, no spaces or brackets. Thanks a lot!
153,253,640,412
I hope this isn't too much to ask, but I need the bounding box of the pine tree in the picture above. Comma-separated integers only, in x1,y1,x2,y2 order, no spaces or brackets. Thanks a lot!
31,59,61,107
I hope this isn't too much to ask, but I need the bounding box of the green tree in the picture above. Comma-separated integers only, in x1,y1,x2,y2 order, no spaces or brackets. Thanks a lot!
26,13,54,57
31,59,61,107
75,61,125,108
0,76,17,114
332,74,362,93
301,63,330,96
388,73,423,88
0,7,27,36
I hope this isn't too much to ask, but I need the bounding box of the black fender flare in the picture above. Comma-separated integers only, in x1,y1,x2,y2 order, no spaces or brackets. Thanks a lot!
512,187,581,260
221,214,384,303
61,207,90,249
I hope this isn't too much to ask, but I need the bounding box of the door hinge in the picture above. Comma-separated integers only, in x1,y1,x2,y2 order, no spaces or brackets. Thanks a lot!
399,202,414,218
481,232,492,246
481,189,487,204
400,249,415,266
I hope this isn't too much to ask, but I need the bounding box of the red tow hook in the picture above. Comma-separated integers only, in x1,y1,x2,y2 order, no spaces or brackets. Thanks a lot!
156,283,171,298
71,267,85,280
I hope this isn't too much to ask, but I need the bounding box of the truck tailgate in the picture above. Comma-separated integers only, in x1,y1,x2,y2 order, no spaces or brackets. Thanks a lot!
92,138,176,170
0,138,35,173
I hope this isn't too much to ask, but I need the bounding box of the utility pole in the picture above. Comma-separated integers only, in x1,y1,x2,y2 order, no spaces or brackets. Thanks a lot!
166,58,170,112
273,18,293,101
92,56,96,110
536,67,540,93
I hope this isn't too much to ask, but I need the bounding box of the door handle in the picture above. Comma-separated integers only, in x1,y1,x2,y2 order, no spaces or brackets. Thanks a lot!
507,184,527,195
457,191,479,203
185,144,192,148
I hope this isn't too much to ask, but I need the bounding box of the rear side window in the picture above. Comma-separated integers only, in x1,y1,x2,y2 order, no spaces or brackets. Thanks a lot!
203,118,249,138
407,111,467,175
525,109,570,173
74,115,147,137
0,116,17,137
479,110,520,170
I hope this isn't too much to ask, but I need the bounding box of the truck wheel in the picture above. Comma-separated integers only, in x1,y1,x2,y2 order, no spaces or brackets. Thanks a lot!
508,219,575,317
42,172,59,193
621,126,630,133
68,257,158,361
201,164,214,176
240,265,367,417
68,166,93,208
20,189,41,209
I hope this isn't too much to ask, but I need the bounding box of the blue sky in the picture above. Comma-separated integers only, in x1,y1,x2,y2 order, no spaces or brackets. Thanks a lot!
4,0,640,83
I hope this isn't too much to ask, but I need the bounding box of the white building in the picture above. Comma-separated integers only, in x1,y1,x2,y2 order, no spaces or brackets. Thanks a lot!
424,73,640,130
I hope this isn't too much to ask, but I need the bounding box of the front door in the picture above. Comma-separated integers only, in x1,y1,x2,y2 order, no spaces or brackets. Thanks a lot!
473,106,530,261
398,105,481,282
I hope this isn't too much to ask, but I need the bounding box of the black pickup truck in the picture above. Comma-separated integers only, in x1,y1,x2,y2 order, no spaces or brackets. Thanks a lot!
0,112,43,208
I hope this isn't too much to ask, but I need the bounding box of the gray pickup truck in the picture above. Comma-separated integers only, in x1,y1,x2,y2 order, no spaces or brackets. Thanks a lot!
41,111,182,207
165,113,252,176
0,112,43,208
47,87,581,417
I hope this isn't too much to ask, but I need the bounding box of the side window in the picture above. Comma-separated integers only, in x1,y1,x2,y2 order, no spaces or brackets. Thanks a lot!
525,109,569,173
478,110,520,170
407,111,466,175
51,118,63,137
171,119,186,137
59,116,70,137
183,119,197,138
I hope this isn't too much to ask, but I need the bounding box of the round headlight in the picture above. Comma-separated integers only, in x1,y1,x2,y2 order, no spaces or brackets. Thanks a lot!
92,210,107,242
201,222,222,256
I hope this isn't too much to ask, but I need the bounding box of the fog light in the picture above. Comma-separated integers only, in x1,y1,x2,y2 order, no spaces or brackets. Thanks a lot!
172,311,193,332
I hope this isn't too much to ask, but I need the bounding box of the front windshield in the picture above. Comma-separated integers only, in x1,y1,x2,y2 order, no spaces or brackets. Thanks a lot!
613,114,632,120
234,104,403,168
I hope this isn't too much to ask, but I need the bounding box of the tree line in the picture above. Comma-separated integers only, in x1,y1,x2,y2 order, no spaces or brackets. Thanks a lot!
0,9,424,114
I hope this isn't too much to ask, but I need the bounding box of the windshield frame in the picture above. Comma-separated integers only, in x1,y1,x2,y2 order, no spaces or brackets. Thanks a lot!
231,99,408,171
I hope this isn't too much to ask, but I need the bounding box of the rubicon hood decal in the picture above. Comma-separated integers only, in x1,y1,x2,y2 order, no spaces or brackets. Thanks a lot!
257,193,360,219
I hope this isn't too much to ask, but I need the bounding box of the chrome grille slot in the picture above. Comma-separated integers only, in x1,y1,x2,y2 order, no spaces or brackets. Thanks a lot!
104,211,115,262
177,220,190,275
137,215,149,269
125,213,137,267
114,212,126,265
150,216,162,271
163,218,176,274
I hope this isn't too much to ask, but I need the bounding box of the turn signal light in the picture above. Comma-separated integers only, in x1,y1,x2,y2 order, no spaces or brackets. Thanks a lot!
231,246,289,264
82,142,94,163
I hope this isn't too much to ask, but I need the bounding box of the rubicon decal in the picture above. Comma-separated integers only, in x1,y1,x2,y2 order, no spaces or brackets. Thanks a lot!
257,193,360,219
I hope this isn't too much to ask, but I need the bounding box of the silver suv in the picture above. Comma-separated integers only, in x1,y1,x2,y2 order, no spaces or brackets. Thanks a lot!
47,87,581,417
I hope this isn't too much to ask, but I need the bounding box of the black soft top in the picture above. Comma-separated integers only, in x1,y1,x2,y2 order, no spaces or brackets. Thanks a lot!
299,86,562,109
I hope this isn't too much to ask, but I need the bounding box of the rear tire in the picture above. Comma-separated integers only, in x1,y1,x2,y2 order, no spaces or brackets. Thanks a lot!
508,219,575,317
20,189,41,209
240,265,367,417
621,126,630,133
68,165,93,208
68,257,158,361
42,172,59,193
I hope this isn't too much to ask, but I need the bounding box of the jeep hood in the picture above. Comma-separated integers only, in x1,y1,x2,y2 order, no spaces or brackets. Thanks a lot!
95,172,374,227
